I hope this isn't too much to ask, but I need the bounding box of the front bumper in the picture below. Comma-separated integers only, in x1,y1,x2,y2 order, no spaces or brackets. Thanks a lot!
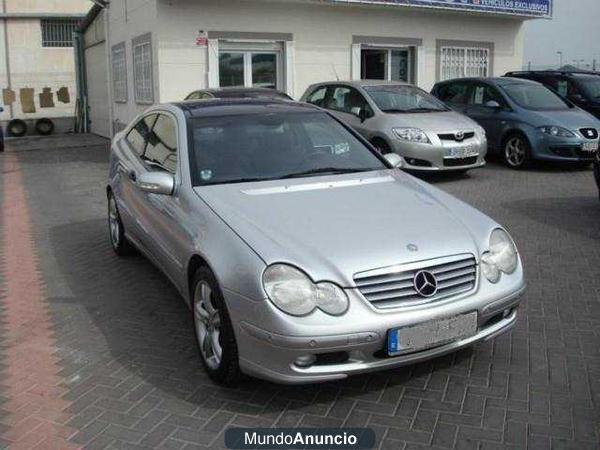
532,132,598,162
229,279,525,384
390,136,487,171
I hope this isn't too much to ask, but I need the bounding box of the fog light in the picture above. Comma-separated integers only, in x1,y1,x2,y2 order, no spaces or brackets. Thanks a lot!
294,355,316,368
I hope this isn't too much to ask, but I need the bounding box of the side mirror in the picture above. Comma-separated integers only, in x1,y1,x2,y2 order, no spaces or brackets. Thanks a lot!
570,94,587,104
384,153,404,168
358,107,372,122
137,171,174,195
352,106,371,122
484,100,501,109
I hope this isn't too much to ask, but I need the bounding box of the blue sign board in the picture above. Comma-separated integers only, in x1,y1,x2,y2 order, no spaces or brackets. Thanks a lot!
337,0,552,17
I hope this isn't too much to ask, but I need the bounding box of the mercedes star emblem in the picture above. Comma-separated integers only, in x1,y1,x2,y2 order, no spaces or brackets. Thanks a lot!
413,270,438,297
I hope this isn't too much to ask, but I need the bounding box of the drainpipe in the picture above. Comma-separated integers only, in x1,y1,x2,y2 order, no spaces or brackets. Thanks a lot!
73,30,88,133
2,0,13,119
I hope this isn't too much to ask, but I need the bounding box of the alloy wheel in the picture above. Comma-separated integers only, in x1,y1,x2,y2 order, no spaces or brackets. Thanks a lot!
108,196,120,249
505,137,526,167
194,281,223,370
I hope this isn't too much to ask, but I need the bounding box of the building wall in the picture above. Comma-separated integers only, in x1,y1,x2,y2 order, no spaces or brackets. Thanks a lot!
155,0,525,102
105,0,159,133
83,8,110,137
0,0,89,125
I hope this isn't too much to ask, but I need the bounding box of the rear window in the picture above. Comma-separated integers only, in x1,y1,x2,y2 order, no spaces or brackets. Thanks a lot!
501,83,570,110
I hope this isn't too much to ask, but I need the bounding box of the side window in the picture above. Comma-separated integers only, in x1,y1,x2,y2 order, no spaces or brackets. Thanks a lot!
305,86,328,107
186,91,200,100
126,114,157,156
437,82,469,105
468,83,504,107
144,114,178,174
327,87,370,114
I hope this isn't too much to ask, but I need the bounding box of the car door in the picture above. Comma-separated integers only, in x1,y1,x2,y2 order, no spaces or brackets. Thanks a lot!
325,85,374,137
118,114,158,242
434,81,471,114
135,112,188,286
464,82,508,149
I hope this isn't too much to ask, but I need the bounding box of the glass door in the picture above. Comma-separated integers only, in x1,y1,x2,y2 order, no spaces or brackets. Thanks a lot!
251,53,278,89
361,47,413,83
218,49,281,89
219,52,245,87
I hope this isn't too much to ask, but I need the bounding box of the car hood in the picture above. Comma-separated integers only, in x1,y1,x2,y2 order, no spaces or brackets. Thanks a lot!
528,107,600,129
381,110,478,133
194,170,496,287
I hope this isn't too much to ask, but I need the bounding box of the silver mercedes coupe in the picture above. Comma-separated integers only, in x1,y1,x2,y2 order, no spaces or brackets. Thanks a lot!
107,98,525,385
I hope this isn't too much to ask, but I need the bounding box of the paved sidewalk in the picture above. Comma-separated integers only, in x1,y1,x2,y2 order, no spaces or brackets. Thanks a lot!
0,134,599,449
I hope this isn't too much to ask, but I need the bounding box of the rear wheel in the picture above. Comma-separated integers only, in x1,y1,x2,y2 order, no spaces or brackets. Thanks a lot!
192,267,240,386
371,138,392,155
503,133,531,169
107,192,135,256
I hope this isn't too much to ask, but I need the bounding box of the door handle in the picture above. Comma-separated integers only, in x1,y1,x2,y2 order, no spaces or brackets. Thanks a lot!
128,171,137,182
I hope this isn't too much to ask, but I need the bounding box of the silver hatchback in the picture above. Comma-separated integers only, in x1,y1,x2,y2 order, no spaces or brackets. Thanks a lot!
107,99,524,385
301,81,487,172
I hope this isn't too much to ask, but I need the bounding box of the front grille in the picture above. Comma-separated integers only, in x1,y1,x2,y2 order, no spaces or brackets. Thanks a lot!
354,254,477,310
438,132,475,142
579,128,599,140
444,156,478,167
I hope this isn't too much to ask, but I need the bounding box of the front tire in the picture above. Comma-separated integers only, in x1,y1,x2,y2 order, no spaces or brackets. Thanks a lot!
192,267,240,386
503,133,532,169
107,192,135,256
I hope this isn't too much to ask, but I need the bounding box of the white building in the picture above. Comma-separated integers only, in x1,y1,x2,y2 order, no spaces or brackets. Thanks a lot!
0,0,89,132
79,0,552,138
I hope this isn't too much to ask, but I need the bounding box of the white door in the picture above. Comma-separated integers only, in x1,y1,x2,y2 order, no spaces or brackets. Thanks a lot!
361,47,413,83
218,42,283,90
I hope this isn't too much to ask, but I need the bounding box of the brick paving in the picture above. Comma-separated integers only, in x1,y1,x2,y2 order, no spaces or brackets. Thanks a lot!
0,135,599,449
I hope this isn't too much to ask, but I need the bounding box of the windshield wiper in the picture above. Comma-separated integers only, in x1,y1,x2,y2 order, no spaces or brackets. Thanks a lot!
405,107,445,112
278,167,373,179
381,108,409,113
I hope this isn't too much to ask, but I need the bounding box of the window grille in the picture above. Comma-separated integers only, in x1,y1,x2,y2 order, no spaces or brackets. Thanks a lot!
441,47,489,81
133,41,153,103
41,18,79,47
112,45,128,103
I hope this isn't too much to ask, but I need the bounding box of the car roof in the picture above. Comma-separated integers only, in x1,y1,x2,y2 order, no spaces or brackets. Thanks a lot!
311,80,412,89
505,70,600,79
435,77,540,87
173,98,321,118
188,87,291,98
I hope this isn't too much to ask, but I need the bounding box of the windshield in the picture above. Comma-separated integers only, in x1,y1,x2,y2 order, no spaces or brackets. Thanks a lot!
188,111,387,186
579,77,600,100
364,85,449,113
502,83,570,110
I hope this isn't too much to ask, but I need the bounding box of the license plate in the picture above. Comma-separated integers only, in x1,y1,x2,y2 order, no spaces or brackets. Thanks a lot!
446,146,478,158
582,142,599,152
387,312,477,355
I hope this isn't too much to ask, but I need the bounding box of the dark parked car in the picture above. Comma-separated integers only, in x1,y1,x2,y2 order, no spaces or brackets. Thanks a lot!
185,87,292,101
505,71,600,119
432,77,600,169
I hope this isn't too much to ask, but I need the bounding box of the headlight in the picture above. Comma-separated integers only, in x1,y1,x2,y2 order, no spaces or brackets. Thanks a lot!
393,127,431,144
538,126,575,138
475,125,487,139
481,229,518,283
263,264,349,316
